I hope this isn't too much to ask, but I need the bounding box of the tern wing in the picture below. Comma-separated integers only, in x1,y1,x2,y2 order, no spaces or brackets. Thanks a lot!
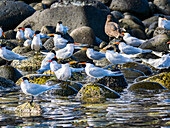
88,67,105,78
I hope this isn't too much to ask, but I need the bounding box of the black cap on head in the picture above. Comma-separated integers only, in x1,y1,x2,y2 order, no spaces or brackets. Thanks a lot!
35,31,41,34
24,25,32,28
55,32,63,35
0,43,6,47
106,47,114,51
18,27,22,29
50,50,56,55
58,21,62,24
22,77,29,81
51,58,58,62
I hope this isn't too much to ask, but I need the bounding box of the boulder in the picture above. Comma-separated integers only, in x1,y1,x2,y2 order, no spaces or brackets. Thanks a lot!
139,34,170,52
70,26,97,46
134,76,149,82
142,72,170,89
16,5,110,41
109,0,150,19
42,0,58,7
136,52,160,59
0,65,22,83
0,1,35,31
128,81,166,91
131,29,147,39
76,83,120,103
0,77,16,88
122,62,152,75
153,27,170,37
154,0,170,15
111,11,124,20
142,16,159,28
33,3,46,10
3,30,16,39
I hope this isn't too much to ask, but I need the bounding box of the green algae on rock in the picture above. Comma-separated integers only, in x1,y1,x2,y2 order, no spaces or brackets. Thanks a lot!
76,83,120,103
128,81,166,91
142,72,170,89
15,102,42,117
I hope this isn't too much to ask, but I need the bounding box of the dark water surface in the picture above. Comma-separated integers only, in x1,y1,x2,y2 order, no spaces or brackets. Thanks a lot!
0,88,169,128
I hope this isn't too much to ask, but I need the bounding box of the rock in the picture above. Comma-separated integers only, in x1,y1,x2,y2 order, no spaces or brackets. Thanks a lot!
146,29,154,38
15,102,42,117
120,68,145,79
0,65,22,83
109,0,150,19
128,81,166,91
4,39,20,48
153,27,170,37
0,77,16,88
142,72,170,89
40,26,56,34
98,0,112,5
0,1,35,31
122,62,152,75
70,26,97,46
93,58,110,67
3,30,16,39
154,0,170,15
12,46,32,54
16,5,110,41
29,2,38,8
148,21,158,31
136,52,160,59
0,58,6,66
33,3,46,10
134,76,149,82
149,1,156,14
16,74,57,86
131,29,147,39
142,16,159,28
42,0,58,7
111,11,124,20
76,83,120,102
139,34,170,52
43,37,54,51
96,74,128,92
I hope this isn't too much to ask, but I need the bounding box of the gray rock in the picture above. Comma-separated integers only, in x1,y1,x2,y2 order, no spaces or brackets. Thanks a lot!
142,16,159,28
70,26,97,46
20,0,42,4
16,5,110,41
153,27,170,37
139,34,170,52
0,1,35,31
2,30,16,39
154,0,170,15
131,29,147,39
0,65,23,83
148,21,158,31
42,0,58,7
0,77,16,88
111,11,124,20
33,3,46,10
134,76,149,83
43,37,54,51
149,1,156,14
98,0,112,5
109,0,150,19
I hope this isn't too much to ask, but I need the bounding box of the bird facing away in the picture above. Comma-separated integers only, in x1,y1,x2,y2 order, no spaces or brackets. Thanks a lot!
20,77,61,105
79,62,123,78
81,47,106,60
0,43,28,65
105,14,122,40
31,31,42,53
114,42,152,55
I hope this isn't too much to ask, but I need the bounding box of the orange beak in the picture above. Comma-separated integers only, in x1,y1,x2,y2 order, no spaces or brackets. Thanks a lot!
81,47,87,50
100,49,107,51
69,61,78,64
18,28,25,31
78,62,86,65
47,34,55,36
54,56,57,58
2,32,5,38
121,32,124,36
74,43,82,45
167,41,170,44
0,47,1,49
47,60,52,62
113,42,120,45
163,18,168,21
32,34,36,37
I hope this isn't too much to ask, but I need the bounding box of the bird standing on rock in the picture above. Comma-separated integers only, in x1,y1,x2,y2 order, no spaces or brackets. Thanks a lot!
56,21,68,34
31,31,42,53
0,43,28,65
105,14,122,41
20,77,61,105
158,17,170,30
23,25,35,40
16,27,25,43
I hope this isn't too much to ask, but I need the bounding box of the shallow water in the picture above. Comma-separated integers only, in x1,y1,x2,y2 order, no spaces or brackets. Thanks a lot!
0,88,169,128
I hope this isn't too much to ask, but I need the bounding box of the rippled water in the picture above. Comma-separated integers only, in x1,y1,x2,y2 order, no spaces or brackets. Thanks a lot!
0,88,169,128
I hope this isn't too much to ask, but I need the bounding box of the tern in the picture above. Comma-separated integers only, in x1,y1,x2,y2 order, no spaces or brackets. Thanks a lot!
79,62,123,78
20,77,61,105
23,39,32,47
47,57,61,72
31,31,42,53
158,17,170,30
0,27,5,38
56,21,68,34
36,50,56,74
0,43,28,65
16,27,25,43
22,25,35,39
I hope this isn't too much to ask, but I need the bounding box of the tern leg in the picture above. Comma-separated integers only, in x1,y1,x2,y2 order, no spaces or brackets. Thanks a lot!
30,96,34,106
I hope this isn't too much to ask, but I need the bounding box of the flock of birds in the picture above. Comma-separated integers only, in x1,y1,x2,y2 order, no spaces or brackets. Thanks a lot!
0,15,170,105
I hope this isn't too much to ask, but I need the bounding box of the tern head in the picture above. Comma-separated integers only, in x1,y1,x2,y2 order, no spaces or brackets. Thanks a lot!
167,41,170,44
58,21,62,24
47,57,58,63
17,27,25,31
0,43,6,49
24,25,32,28
33,31,41,37
50,50,56,55
22,77,29,82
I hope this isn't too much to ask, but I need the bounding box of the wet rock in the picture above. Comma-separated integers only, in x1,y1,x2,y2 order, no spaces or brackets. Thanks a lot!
16,74,57,86
70,26,97,46
16,5,110,41
0,77,16,88
42,0,58,7
15,102,42,117
139,34,170,52
122,62,152,75
3,30,16,39
0,58,6,66
142,16,159,28
76,83,120,102
33,3,46,10
149,1,156,14
111,11,124,20
154,0,170,15
131,29,147,39
98,0,112,6
109,0,150,19
148,21,158,31
142,72,170,89
96,74,128,92
136,52,160,59
128,81,166,91
153,27,170,37
0,65,22,83
134,76,149,83
0,1,35,31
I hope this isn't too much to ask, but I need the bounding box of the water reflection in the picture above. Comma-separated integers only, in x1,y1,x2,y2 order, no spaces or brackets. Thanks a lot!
0,89,169,127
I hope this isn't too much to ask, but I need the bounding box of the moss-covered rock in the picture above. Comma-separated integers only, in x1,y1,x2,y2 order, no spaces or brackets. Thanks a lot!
76,83,120,103
0,65,23,83
134,76,149,82
0,77,16,88
12,45,32,54
16,74,57,86
15,102,42,117
122,62,152,75
127,81,166,91
142,72,170,89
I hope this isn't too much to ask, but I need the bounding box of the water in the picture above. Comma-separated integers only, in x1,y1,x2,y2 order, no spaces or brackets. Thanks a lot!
0,88,169,127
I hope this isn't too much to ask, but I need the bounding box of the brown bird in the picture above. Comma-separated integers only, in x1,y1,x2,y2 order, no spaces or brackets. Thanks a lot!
105,15,122,41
